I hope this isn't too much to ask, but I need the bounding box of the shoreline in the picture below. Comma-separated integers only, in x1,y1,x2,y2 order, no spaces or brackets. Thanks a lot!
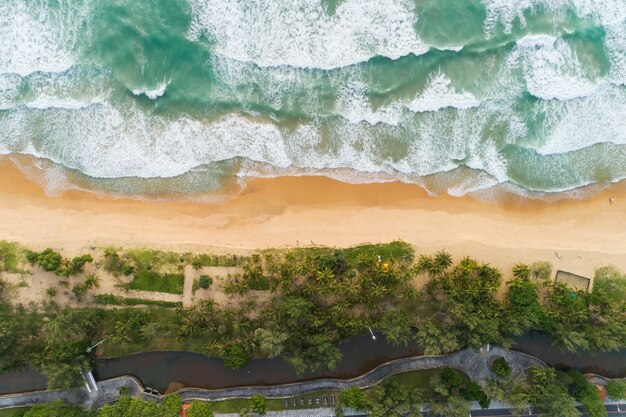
1,159,626,276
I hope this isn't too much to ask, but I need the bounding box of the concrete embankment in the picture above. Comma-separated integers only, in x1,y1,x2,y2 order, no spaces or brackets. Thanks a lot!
0,346,544,410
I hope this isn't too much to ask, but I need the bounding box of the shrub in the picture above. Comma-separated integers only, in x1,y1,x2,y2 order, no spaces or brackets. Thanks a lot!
512,263,531,280
492,357,512,378
103,248,134,276
187,400,214,417
442,368,462,388
460,381,490,409
26,249,92,276
606,380,626,400
46,287,57,298
339,386,369,411
0,241,26,273
222,344,251,369
29,248,62,272
94,293,182,308
161,394,182,417
66,254,93,276
72,284,87,301
250,394,266,415
198,275,212,289
530,261,552,280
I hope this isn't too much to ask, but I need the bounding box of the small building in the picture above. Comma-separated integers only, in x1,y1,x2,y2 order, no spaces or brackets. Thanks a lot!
181,403,191,417
555,270,592,292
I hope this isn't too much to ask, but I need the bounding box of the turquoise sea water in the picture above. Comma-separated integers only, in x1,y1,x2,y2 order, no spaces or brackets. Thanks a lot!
0,0,625,199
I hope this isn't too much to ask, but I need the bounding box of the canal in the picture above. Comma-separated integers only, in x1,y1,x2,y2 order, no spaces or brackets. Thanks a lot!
0,332,624,394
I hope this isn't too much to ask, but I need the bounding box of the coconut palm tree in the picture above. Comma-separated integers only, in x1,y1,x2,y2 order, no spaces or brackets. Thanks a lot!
83,273,100,290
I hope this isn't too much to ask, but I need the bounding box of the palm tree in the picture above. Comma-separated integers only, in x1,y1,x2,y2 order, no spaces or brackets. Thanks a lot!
83,273,100,290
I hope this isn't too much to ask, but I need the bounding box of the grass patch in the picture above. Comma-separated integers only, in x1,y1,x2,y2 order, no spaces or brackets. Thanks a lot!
0,407,31,417
288,241,414,268
126,248,184,272
384,369,441,397
0,241,28,273
210,390,340,413
191,253,242,269
94,294,182,308
129,270,184,294
209,398,285,413
246,274,270,290
341,241,414,265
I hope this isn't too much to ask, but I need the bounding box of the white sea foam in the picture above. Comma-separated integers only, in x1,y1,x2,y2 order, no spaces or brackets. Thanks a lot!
0,102,296,178
0,0,88,76
0,74,22,109
533,86,626,155
604,20,626,85
520,37,602,100
334,81,403,126
25,97,101,110
132,81,169,100
483,0,626,37
210,56,330,113
334,71,481,126
187,0,427,69
436,45,465,52
408,73,481,113
0,94,508,195
516,34,558,48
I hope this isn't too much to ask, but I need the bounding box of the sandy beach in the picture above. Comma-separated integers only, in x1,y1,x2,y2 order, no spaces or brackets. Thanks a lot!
1,158,626,278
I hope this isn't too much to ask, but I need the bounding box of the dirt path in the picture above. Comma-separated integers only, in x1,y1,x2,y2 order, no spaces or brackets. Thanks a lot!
183,265,194,308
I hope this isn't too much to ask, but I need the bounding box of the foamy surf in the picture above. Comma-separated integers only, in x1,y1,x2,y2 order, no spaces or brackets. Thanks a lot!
0,0,88,76
132,81,169,100
187,0,428,69
0,0,625,201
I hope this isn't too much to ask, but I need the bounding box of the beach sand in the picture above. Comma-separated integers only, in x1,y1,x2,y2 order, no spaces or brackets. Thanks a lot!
1,158,626,279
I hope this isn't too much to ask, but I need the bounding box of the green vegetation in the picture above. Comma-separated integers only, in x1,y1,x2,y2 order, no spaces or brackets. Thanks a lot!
103,248,185,294
249,394,267,415
606,380,626,400
209,397,283,414
97,393,181,417
527,367,579,417
186,401,214,417
0,408,31,417
338,386,369,410
26,248,62,272
94,294,182,308
491,357,511,378
25,249,93,277
191,253,240,269
0,241,28,273
222,343,251,369
15,400,89,417
1,240,625,395
127,270,184,294
198,275,212,289
561,369,606,417
363,378,423,417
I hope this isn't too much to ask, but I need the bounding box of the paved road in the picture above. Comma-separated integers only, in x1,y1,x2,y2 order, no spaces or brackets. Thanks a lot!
467,403,626,417
341,402,626,417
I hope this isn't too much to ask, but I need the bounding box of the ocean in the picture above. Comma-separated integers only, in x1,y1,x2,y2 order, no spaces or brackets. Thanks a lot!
0,0,625,200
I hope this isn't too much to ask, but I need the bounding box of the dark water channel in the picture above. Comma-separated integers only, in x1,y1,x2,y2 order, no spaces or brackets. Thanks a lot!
1,332,625,394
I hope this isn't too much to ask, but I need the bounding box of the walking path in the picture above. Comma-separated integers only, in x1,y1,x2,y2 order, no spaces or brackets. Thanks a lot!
0,346,543,411
182,265,194,308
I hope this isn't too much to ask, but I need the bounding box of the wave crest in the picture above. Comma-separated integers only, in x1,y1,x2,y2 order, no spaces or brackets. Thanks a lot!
187,0,427,69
